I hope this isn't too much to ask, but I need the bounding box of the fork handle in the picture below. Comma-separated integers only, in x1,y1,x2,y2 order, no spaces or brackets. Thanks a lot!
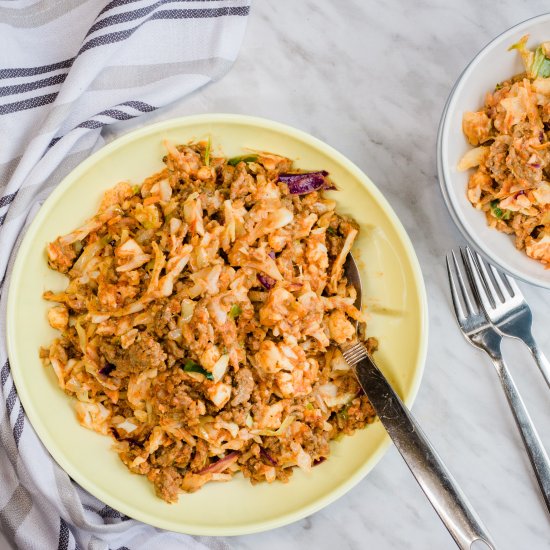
522,333,550,391
492,354,550,513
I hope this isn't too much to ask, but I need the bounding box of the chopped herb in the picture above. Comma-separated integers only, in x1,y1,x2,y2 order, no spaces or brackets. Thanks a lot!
490,200,512,221
531,45,550,78
494,82,504,91
338,404,350,420
509,36,550,78
227,154,259,167
204,136,212,166
327,227,336,235
490,200,504,219
182,359,213,380
132,184,141,195
305,403,314,411
229,304,242,319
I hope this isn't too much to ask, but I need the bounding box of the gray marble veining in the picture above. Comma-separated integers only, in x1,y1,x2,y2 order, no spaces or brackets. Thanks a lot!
103,1,550,548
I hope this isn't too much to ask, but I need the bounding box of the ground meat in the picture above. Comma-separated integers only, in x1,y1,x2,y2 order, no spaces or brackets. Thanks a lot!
150,441,192,469
506,141,543,186
169,385,201,418
486,135,512,186
102,332,167,373
240,446,293,484
302,428,331,460
118,444,151,475
151,369,204,422
46,240,77,273
337,215,360,236
366,336,379,354
230,164,256,200
331,395,376,435
231,368,254,406
189,439,208,470
148,300,177,339
164,339,184,361
148,466,183,503
326,232,344,258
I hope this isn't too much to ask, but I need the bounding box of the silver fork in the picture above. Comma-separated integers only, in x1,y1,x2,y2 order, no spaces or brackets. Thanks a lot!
467,248,550,390
446,248,550,515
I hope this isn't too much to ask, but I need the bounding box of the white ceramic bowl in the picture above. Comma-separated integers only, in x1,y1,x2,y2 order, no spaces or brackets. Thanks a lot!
438,13,550,288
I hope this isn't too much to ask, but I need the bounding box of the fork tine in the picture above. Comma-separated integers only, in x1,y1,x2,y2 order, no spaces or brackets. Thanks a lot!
470,250,500,308
487,261,512,300
451,249,477,316
498,268,521,299
461,247,493,313
446,253,466,323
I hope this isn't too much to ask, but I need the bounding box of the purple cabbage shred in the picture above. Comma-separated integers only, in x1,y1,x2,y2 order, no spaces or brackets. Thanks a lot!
260,447,278,466
278,170,331,195
257,273,275,289
100,364,115,376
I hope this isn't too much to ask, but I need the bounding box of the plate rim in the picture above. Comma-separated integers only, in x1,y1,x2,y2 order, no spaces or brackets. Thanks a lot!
7,113,429,535
437,12,550,289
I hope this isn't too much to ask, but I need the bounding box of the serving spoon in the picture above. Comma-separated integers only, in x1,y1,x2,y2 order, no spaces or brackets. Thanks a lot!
341,255,495,550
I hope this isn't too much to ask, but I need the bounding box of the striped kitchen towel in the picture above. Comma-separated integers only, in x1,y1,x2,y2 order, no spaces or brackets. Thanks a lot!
0,1,250,549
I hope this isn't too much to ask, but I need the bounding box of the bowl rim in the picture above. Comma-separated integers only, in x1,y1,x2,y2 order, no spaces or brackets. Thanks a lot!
437,12,550,289
7,113,429,535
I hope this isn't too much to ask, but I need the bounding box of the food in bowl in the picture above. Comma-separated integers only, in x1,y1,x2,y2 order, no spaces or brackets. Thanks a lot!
458,35,550,267
40,140,377,503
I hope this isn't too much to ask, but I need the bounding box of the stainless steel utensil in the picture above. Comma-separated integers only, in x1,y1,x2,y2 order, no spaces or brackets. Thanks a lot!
466,248,550,390
342,255,495,550
447,247,550,515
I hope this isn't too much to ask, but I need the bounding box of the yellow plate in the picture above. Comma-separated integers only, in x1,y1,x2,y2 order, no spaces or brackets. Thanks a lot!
7,114,428,535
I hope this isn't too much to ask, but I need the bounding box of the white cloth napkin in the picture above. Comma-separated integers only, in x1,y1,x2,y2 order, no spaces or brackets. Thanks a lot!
0,2,250,548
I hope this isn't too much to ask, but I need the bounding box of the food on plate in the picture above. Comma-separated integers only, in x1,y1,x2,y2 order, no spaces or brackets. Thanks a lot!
459,35,550,267
41,140,377,503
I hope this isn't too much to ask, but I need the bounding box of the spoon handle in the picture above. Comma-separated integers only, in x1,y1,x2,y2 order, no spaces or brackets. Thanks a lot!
341,342,495,550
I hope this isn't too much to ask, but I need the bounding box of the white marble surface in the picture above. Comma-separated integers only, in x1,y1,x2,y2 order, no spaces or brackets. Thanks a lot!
105,1,550,548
